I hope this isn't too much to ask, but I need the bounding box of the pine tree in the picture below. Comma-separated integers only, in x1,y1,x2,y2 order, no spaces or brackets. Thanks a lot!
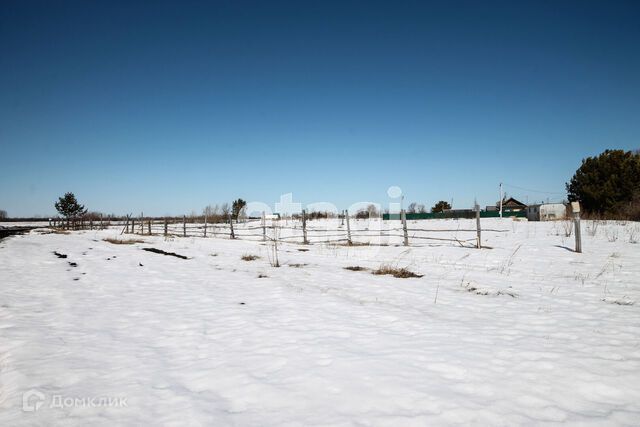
232,198,247,220
431,200,452,213
566,149,640,215
55,192,87,219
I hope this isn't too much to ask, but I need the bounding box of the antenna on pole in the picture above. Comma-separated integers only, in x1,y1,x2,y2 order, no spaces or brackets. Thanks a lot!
499,182,503,218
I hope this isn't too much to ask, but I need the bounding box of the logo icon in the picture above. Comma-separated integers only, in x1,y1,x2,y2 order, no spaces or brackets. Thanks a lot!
22,390,45,412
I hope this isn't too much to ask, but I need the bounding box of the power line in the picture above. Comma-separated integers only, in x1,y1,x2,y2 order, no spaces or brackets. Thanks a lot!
502,183,565,195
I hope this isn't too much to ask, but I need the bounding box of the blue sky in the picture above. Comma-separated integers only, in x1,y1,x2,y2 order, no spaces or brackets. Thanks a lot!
1,0,639,217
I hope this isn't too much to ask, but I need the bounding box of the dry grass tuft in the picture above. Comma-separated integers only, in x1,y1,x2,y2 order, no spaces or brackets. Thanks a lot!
241,254,260,261
342,241,370,247
373,265,423,278
288,263,307,268
103,238,145,245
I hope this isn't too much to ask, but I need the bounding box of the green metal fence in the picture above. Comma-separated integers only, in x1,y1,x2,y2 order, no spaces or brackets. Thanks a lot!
382,210,526,220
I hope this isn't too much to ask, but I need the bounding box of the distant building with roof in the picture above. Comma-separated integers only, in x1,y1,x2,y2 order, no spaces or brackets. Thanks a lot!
526,203,567,221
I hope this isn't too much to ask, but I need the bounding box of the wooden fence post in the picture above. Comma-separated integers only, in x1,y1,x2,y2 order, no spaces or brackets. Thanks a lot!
229,214,235,239
164,218,168,236
125,216,130,234
89,219,93,230
183,215,186,237
204,213,208,238
131,217,135,234
148,219,151,235
262,211,266,241
302,209,308,244
345,210,352,245
572,202,582,253
401,209,409,246
100,214,103,229
140,213,144,234
475,204,481,249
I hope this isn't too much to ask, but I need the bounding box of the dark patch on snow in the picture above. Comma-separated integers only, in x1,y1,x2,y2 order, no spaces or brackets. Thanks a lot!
344,266,367,271
53,251,67,259
142,247,188,259
68,262,78,267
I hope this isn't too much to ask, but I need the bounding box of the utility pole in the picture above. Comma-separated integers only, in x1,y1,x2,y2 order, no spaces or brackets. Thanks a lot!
499,182,503,218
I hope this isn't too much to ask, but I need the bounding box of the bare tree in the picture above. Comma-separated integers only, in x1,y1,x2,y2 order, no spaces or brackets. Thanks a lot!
221,203,231,218
407,202,417,213
366,204,379,218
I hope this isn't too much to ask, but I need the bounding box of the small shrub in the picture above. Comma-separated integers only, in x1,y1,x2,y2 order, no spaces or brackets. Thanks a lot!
373,265,423,278
586,220,600,237
344,266,367,271
241,254,260,261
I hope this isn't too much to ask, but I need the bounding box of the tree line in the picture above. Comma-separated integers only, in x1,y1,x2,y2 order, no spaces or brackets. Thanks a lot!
48,149,640,226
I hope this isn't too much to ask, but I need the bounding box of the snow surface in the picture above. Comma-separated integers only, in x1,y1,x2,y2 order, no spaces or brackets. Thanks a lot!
1,218,639,426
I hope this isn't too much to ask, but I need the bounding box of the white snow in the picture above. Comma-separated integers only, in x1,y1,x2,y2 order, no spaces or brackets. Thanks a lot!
1,218,639,425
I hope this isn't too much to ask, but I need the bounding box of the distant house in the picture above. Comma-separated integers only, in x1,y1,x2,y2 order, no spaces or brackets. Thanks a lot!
526,203,567,221
497,197,527,212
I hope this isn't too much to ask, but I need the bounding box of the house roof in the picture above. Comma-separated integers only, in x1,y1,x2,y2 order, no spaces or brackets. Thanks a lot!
497,197,527,208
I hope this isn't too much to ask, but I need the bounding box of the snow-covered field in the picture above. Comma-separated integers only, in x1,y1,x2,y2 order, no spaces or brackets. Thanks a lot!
0,221,50,228
1,218,639,426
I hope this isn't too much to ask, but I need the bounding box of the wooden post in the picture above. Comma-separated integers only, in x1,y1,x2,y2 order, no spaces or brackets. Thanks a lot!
262,211,266,241
148,219,151,235
302,209,308,244
131,217,135,234
204,213,208,238
345,210,352,245
572,201,582,253
140,213,144,234
401,209,409,246
100,214,103,229
475,203,481,249
229,214,235,239
125,216,130,234
183,215,186,237
164,218,168,236
89,219,93,230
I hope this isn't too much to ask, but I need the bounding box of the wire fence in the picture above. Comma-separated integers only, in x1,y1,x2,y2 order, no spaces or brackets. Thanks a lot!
105,209,497,249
